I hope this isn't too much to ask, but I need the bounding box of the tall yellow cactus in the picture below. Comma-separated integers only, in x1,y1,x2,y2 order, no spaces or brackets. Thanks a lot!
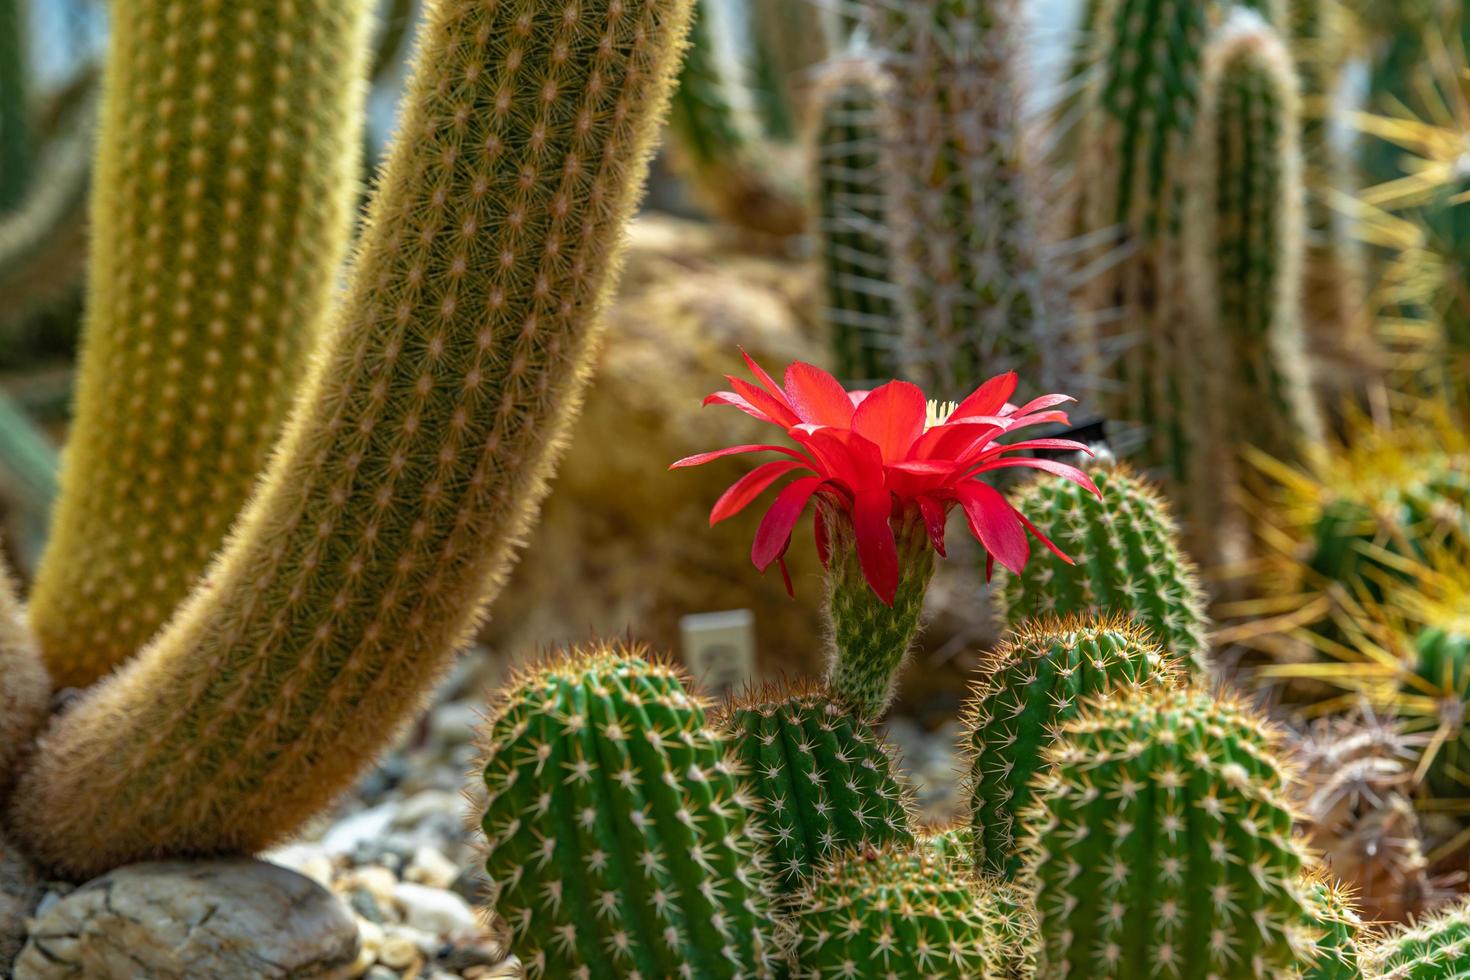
11,0,695,879
29,0,376,687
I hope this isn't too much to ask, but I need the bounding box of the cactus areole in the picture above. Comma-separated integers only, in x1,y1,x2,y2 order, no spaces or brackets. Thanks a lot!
673,353,1097,715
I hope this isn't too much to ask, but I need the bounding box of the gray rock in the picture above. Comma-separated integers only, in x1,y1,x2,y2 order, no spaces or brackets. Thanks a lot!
0,836,40,972
14,859,360,979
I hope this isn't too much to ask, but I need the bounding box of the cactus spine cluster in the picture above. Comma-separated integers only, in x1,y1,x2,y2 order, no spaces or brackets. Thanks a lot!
1023,684,1319,977
11,0,697,880
1300,873,1365,980
1187,11,1323,465
788,844,1017,978
1368,895,1470,978
722,683,913,895
963,616,1179,877
28,0,376,688
479,646,776,979
994,463,1214,675
859,0,1065,393
812,58,903,387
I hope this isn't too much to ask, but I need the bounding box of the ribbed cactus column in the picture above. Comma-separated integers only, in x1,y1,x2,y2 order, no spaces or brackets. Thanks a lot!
722,683,914,895
994,463,1214,674
963,616,1179,877
480,647,776,978
1187,12,1323,465
747,0,829,142
868,0,1066,394
665,0,804,236
10,0,695,880
1367,895,1470,977
1300,873,1364,980
813,58,903,387
29,0,376,687
1024,684,1319,977
0,561,48,798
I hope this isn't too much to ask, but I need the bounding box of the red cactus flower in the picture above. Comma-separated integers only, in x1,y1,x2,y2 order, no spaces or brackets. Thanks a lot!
671,351,1100,605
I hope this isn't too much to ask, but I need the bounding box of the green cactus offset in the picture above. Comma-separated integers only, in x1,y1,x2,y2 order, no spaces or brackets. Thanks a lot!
479,645,778,979
963,615,1180,877
1300,871,1366,980
1023,683,1320,978
721,681,914,896
1367,894,1470,978
993,461,1214,675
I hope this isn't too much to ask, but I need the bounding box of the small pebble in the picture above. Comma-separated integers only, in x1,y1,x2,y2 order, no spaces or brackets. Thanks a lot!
405,846,459,890
350,887,386,924
394,790,460,828
363,967,399,980
394,881,479,937
377,931,420,970
429,702,482,746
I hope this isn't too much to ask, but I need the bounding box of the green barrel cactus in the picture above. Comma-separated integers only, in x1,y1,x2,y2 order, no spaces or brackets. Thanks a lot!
811,57,903,388
1023,683,1319,978
1300,872,1365,980
479,645,777,979
1366,894,1470,978
994,462,1213,674
963,616,1180,877
788,843,1017,978
721,682,913,896
1187,11,1323,466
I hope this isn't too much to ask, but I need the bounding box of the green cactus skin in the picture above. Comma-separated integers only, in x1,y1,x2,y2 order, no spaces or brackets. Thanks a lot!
0,559,48,800
1407,624,1470,798
1023,684,1319,978
866,0,1068,394
1078,0,1283,488
788,843,1015,979
10,0,696,880
721,682,914,896
0,0,30,213
1366,895,1470,979
811,58,904,388
824,505,937,720
963,616,1180,878
1300,873,1365,980
994,462,1214,676
1187,12,1323,467
27,0,377,688
747,0,828,143
666,0,804,237
479,646,777,979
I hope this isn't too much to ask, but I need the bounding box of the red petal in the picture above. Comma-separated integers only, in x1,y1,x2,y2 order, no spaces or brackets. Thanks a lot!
752,476,825,570
911,420,1005,463
851,380,927,462
853,490,899,605
788,425,885,490
952,372,1019,420
703,390,782,426
710,460,806,525
671,444,807,469
783,361,856,428
1006,393,1076,417
918,497,948,557
957,482,1030,575
984,439,1094,456
729,377,801,428
740,348,797,412
969,458,1101,497
1017,511,1075,565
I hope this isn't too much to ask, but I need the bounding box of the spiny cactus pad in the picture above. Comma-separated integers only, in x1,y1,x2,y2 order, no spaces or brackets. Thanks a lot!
722,683,913,896
788,844,1017,979
480,647,776,979
1023,684,1318,977
1366,895,1470,979
994,463,1213,674
963,616,1180,877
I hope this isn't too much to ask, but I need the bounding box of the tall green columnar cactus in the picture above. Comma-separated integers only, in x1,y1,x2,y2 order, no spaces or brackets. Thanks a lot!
0,560,48,798
747,0,829,142
1300,873,1365,980
962,616,1180,877
480,646,776,979
788,844,1018,978
993,462,1214,674
721,682,914,896
867,0,1067,394
1078,0,1282,487
666,0,804,237
0,0,30,213
825,504,936,719
1023,684,1319,977
1187,12,1324,466
1367,895,1470,978
27,0,376,688
10,0,696,880
812,58,903,387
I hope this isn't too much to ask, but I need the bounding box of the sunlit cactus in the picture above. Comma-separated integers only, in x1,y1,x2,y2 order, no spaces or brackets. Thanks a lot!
1366,894,1470,978
1300,872,1366,980
479,646,777,979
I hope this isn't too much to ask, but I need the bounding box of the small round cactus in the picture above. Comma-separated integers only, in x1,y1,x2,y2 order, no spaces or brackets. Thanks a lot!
963,615,1181,877
1366,894,1470,979
788,843,1019,979
721,683,913,896
1300,872,1366,980
995,462,1213,675
478,644,777,979
1023,683,1318,977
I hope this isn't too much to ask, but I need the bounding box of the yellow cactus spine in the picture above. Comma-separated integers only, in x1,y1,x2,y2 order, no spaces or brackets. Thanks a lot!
29,0,377,688
10,0,695,880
